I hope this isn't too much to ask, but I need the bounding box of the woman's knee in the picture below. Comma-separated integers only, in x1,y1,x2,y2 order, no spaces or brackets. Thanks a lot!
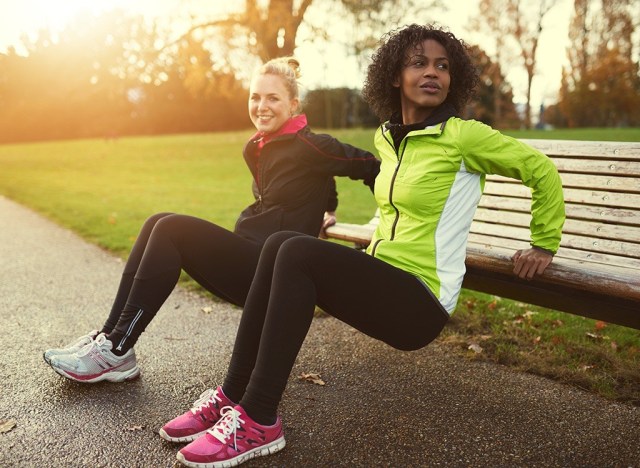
151,213,191,236
262,231,309,254
143,212,174,231
387,314,448,351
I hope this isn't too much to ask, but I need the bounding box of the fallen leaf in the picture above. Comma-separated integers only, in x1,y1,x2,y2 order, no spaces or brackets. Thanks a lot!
487,300,498,311
595,321,608,330
299,372,325,386
201,306,213,314
580,365,595,372
0,420,17,433
586,332,603,340
533,336,541,345
611,341,618,351
468,343,483,354
126,425,145,431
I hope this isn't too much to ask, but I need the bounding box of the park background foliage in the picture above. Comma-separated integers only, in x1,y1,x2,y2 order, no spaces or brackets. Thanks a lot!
1,0,638,144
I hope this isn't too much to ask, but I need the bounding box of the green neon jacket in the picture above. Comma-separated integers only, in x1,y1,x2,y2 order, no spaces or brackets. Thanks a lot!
366,117,565,314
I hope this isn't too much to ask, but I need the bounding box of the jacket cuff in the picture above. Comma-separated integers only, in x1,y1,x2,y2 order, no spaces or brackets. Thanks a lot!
531,244,555,256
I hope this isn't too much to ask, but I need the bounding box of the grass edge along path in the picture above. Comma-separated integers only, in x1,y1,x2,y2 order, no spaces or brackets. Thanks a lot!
0,127,638,405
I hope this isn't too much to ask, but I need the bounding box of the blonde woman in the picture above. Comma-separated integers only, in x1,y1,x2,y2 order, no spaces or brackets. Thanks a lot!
43,57,379,407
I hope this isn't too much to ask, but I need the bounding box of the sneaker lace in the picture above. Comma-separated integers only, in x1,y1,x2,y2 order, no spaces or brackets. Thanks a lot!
209,406,244,449
191,388,222,415
77,333,105,357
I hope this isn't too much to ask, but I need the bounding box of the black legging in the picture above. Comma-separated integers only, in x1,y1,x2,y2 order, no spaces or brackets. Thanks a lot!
222,231,449,425
102,213,261,352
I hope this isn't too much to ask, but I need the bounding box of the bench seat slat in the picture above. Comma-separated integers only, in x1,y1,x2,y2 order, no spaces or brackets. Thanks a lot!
465,242,640,301
324,223,376,244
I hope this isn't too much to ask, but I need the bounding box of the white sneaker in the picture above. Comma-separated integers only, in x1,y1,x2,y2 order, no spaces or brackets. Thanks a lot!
50,333,140,383
43,330,99,364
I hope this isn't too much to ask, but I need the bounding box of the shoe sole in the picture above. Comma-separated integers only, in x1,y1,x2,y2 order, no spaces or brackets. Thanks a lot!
176,436,286,467
43,352,52,365
159,427,208,443
51,364,141,383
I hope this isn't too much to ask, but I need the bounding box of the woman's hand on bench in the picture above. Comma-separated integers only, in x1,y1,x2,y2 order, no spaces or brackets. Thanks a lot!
511,248,554,280
319,211,337,239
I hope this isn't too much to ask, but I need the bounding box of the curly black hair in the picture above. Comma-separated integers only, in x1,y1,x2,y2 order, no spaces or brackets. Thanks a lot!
362,24,479,122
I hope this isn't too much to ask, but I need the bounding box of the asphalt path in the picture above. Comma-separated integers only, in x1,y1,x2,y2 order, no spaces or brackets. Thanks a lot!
0,195,639,467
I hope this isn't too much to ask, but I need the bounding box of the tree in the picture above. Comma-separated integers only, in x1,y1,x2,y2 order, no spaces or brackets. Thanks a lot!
465,45,519,128
471,0,559,129
557,0,640,127
0,10,249,143
471,0,518,126
175,0,443,77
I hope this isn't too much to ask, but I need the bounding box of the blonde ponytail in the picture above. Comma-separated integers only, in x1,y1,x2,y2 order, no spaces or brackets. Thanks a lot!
256,56,301,100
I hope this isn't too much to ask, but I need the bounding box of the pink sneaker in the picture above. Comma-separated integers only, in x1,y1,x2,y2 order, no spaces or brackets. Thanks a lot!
159,386,234,443
176,405,285,467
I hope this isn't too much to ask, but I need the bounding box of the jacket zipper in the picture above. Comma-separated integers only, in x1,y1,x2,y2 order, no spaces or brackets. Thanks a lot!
371,129,407,257
254,139,265,210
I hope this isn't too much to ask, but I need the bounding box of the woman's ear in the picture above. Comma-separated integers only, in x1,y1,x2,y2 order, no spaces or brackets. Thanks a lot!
290,98,300,115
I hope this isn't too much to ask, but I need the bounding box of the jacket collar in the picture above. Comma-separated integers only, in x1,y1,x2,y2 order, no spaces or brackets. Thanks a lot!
250,114,308,144
384,103,457,149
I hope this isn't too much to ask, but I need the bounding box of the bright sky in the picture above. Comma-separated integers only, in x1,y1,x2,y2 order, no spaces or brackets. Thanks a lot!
0,0,574,110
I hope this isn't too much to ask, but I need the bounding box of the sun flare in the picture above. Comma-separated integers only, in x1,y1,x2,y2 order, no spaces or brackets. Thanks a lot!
9,0,175,39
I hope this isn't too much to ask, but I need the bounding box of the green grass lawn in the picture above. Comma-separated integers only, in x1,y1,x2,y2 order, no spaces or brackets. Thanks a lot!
1,127,638,404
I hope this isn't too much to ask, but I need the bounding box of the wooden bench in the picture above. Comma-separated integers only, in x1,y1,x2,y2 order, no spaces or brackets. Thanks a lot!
325,139,640,329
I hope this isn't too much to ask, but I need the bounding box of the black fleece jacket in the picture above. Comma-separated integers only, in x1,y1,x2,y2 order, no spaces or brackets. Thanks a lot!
234,126,380,244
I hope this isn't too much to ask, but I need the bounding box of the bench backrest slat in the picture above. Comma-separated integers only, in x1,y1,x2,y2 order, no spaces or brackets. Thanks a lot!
471,140,640,269
468,232,640,270
477,195,640,225
483,182,640,209
469,219,640,261
551,158,640,176
473,207,640,243
519,139,640,159
488,173,640,193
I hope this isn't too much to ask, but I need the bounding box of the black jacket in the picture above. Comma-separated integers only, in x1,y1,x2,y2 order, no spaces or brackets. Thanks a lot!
234,126,380,244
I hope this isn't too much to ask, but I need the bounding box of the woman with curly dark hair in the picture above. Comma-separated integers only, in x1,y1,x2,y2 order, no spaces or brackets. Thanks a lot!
362,23,478,120
174,24,565,467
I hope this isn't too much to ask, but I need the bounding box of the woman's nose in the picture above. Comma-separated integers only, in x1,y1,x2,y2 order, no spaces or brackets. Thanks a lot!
423,65,437,77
